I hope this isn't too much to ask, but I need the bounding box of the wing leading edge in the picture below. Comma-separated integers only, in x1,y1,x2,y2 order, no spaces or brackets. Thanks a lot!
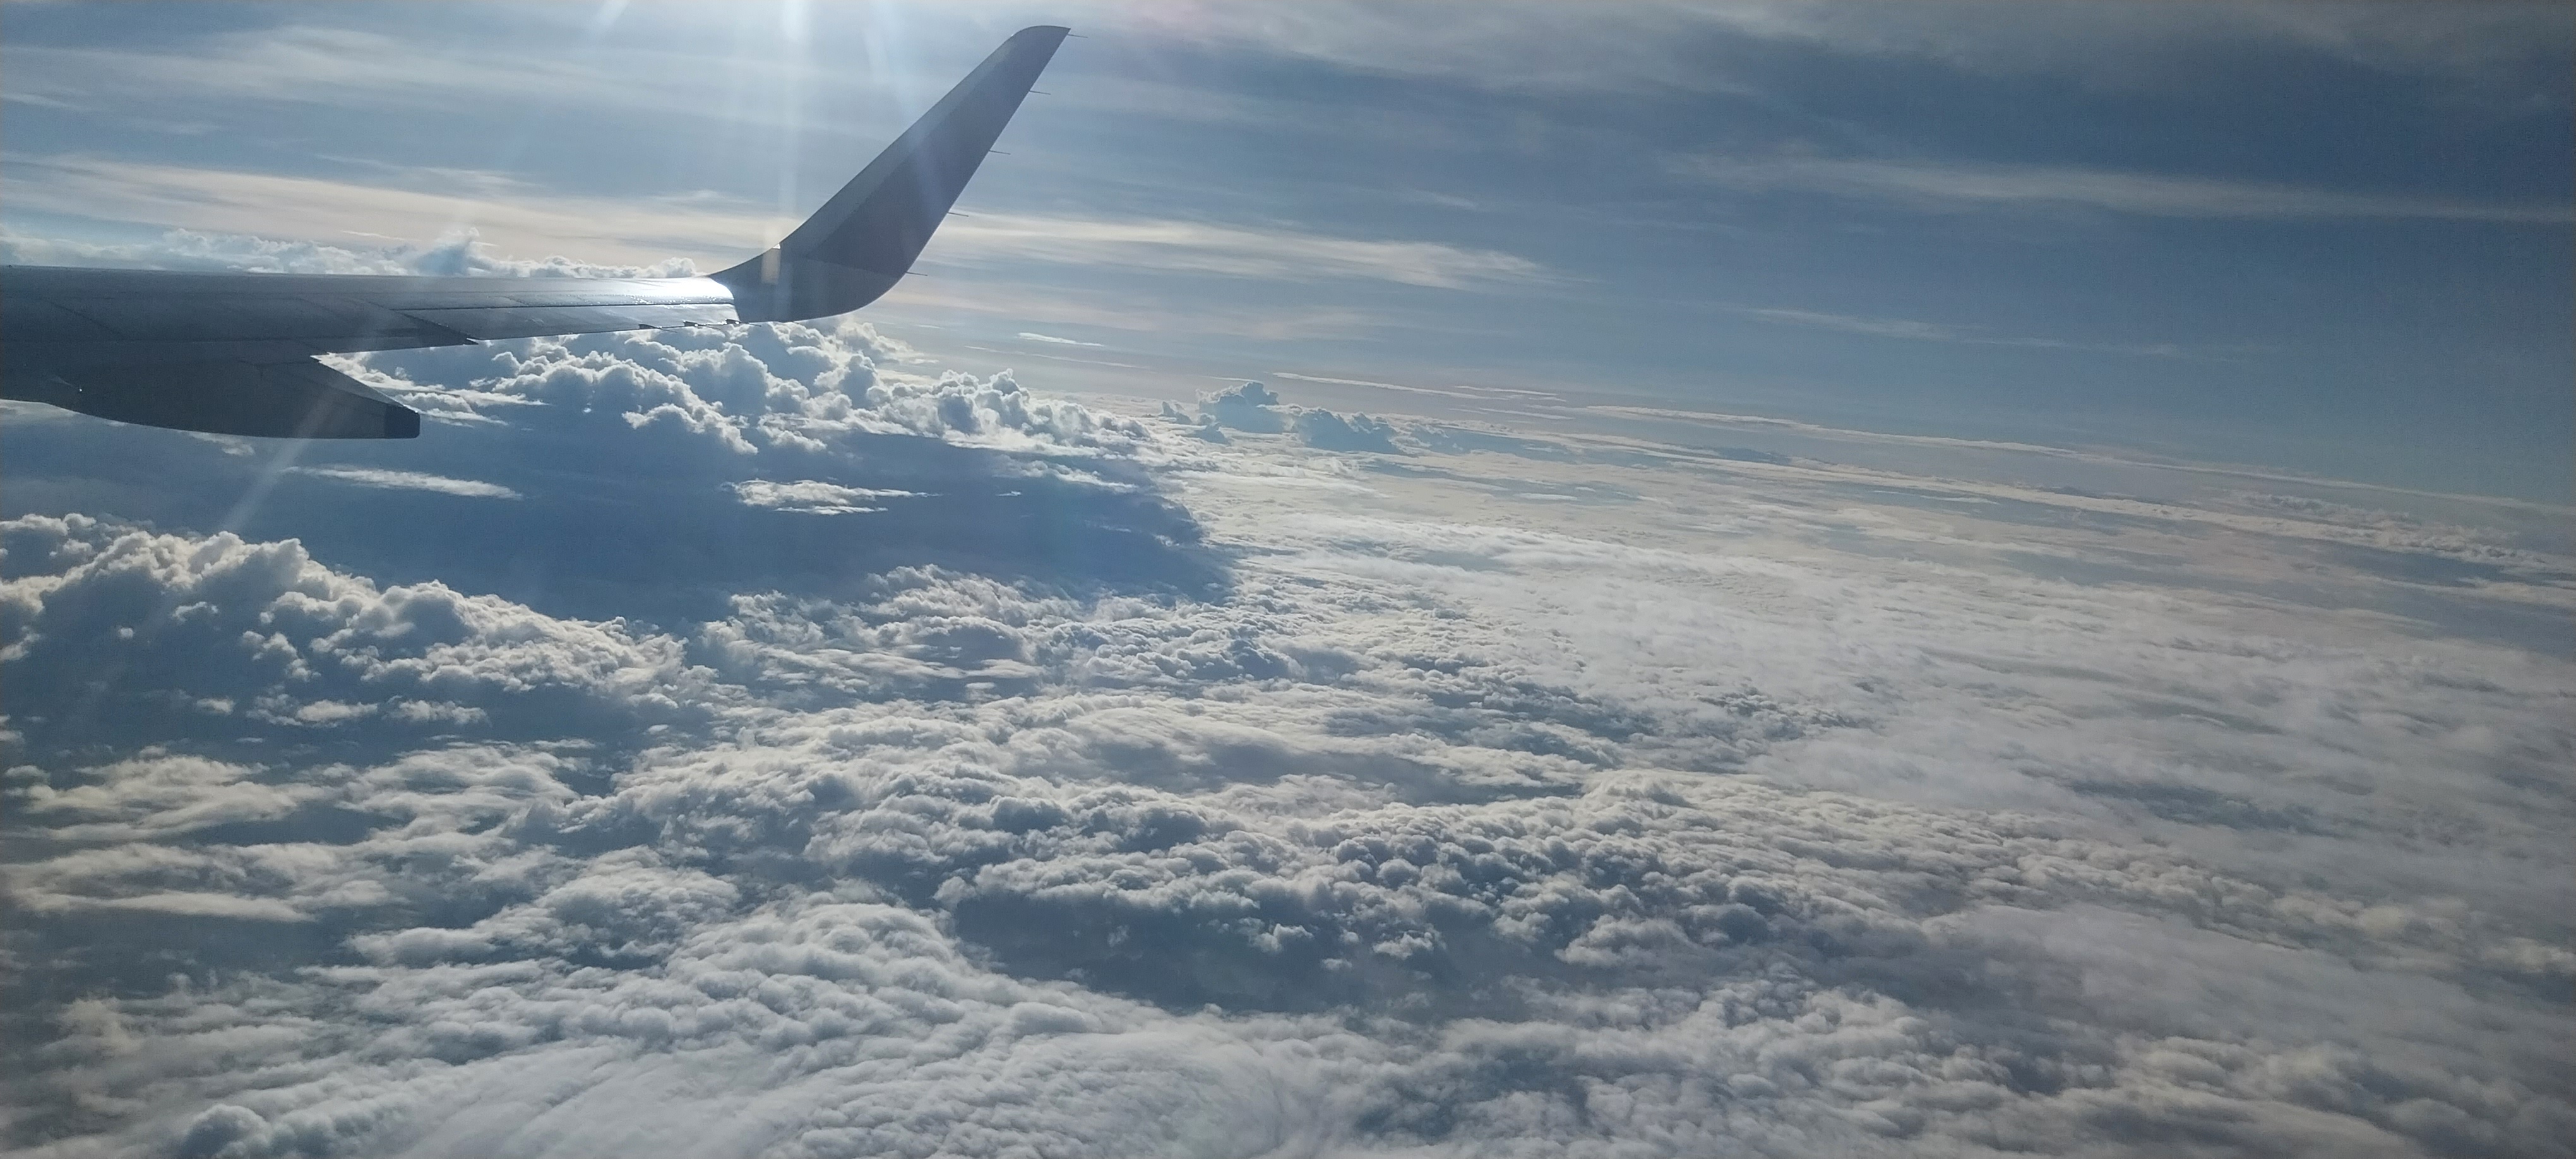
0,25,1070,439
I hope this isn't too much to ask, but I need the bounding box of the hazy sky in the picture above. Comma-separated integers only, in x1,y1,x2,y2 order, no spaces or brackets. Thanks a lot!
3,1,2569,499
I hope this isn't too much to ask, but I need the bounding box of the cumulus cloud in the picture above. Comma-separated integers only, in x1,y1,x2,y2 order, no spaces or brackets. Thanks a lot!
359,320,1155,458
1184,381,1408,455
0,513,712,756
4,253,2568,1156
1197,379,1291,434
11,304,1216,627
1159,401,1232,444
1292,408,1402,453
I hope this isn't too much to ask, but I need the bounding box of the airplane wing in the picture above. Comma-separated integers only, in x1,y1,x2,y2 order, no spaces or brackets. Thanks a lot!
0,25,1070,439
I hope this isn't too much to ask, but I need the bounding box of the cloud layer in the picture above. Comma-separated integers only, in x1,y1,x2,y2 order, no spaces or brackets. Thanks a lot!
4,300,2571,1157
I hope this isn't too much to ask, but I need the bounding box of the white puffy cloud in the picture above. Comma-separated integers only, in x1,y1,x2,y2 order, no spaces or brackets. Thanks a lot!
10,289,1219,635
0,513,714,754
1183,380,1408,455
357,319,1158,461
1195,380,1291,435
5,336,2570,1158
1293,409,1403,454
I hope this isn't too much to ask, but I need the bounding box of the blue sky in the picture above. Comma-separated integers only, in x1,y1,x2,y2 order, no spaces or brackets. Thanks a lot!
4,0,2570,501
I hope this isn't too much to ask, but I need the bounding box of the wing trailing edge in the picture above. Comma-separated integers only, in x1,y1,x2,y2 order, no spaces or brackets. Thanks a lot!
20,359,420,439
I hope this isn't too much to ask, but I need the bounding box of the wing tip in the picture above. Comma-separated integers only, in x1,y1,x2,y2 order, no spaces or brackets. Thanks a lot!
717,24,1071,322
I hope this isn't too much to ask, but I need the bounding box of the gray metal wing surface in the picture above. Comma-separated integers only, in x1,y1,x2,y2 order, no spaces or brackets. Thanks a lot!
0,25,1070,440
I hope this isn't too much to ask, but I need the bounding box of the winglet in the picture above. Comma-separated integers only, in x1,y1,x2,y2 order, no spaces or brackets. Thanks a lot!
713,26,1070,322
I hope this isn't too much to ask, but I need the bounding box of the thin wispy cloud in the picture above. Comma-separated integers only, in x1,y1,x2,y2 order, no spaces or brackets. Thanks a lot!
1272,371,1563,401
729,480,917,515
6,156,1550,292
1685,1,2575,88
1016,331,1104,347
288,466,522,499
934,212,1550,290
0,27,614,111
890,280,1389,342
1684,155,2575,224
4,154,779,266
0,22,972,129
1142,1,2572,97
1745,307,2193,358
